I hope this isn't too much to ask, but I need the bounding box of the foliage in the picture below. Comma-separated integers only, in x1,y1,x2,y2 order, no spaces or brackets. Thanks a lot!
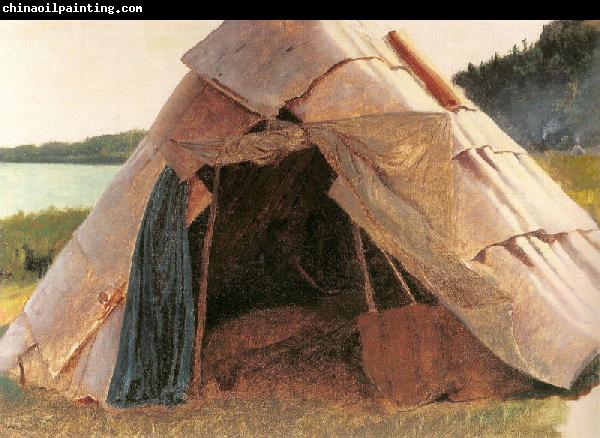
0,207,89,286
0,129,146,164
453,20,600,150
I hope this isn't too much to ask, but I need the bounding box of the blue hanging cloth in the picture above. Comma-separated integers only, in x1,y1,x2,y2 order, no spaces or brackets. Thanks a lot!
107,165,196,407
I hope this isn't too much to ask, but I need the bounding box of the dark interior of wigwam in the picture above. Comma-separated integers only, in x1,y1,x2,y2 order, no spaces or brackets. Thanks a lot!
187,146,437,400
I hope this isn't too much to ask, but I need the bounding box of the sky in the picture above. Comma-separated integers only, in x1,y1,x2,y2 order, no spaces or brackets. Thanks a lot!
0,20,550,146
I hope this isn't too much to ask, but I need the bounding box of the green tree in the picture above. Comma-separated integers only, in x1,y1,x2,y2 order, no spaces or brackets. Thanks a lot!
453,20,600,150
0,129,147,164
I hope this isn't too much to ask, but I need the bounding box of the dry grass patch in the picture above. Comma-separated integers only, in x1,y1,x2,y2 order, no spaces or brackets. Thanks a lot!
0,283,36,327
0,381,569,437
534,152,600,224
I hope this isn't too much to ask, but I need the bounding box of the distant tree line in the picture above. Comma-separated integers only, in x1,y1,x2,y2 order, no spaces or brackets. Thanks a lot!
453,20,600,150
0,129,147,164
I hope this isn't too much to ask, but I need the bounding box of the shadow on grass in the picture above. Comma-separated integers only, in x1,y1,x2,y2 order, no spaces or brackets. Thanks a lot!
508,356,600,403
0,375,22,402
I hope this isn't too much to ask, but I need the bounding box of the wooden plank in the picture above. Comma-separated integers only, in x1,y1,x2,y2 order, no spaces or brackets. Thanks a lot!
189,165,222,399
352,224,376,313
358,304,449,407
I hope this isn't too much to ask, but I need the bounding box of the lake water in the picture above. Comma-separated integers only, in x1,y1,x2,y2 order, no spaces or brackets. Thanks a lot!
0,162,121,218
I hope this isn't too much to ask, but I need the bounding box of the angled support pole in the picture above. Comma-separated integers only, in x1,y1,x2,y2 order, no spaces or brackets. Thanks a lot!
382,251,416,304
352,223,376,313
189,165,221,399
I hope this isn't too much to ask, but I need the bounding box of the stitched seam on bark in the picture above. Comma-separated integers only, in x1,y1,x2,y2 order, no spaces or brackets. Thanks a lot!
471,228,599,265
284,57,392,111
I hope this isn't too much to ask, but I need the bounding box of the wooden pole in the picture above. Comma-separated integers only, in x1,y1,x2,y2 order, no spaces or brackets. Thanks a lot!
382,251,416,304
18,356,25,386
189,165,221,399
289,255,325,294
386,30,462,111
352,223,376,313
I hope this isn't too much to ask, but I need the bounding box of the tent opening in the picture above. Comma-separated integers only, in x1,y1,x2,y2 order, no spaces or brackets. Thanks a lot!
190,146,435,331
187,146,437,395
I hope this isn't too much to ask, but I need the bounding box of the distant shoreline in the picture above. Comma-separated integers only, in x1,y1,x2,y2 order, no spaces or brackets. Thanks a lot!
0,158,125,165
0,129,146,166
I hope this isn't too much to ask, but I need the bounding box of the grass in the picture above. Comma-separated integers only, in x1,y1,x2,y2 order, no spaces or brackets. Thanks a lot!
533,152,600,224
0,283,36,327
0,207,89,286
0,207,88,339
0,384,570,437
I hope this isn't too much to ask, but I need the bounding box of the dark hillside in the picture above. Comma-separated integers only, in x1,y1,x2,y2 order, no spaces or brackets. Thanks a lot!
453,20,600,151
